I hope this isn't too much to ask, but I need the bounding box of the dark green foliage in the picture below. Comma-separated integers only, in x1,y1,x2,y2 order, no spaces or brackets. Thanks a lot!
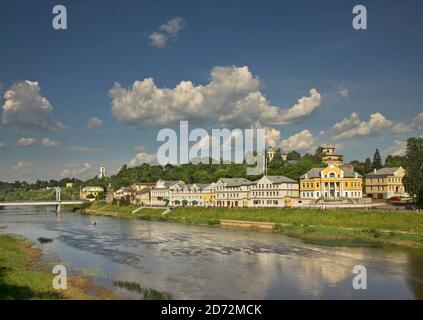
385,155,408,168
350,159,373,176
372,149,383,170
269,148,284,169
267,160,324,180
287,150,301,161
0,179,81,201
403,137,423,206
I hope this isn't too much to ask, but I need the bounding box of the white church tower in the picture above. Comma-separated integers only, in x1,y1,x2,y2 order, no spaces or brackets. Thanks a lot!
98,163,106,179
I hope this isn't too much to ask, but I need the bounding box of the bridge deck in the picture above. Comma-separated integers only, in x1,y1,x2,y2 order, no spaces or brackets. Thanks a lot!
0,201,86,206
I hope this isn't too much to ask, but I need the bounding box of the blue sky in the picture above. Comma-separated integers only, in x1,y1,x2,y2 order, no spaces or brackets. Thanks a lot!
0,0,422,182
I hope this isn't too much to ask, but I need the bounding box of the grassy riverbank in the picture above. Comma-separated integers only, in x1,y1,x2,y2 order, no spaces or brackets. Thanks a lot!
0,234,116,300
85,202,423,248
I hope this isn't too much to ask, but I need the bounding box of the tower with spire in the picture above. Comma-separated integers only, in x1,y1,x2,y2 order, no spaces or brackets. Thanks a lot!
98,163,106,179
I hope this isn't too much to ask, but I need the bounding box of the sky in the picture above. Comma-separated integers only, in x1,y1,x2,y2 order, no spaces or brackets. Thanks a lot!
0,0,422,182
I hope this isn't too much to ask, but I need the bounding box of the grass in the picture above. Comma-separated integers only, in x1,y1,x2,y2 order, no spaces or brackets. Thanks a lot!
113,280,170,300
85,202,423,248
0,234,116,300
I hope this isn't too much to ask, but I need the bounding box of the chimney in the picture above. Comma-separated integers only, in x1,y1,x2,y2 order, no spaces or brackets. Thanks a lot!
373,169,377,174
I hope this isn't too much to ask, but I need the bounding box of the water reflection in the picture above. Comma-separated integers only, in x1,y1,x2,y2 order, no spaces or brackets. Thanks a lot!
0,207,422,299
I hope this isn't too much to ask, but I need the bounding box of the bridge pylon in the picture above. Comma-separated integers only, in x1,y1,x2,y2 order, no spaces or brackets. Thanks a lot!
55,187,61,214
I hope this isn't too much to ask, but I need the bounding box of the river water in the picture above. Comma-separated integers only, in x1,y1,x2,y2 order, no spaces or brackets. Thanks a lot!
0,206,422,299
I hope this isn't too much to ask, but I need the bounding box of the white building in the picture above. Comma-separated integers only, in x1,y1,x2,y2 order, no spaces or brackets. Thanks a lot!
80,186,104,200
169,183,213,207
113,187,133,202
249,175,299,207
150,180,184,206
215,178,254,208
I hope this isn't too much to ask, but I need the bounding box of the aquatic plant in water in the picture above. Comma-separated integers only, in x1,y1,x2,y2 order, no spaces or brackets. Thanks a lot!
113,280,171,300
37,237,54,244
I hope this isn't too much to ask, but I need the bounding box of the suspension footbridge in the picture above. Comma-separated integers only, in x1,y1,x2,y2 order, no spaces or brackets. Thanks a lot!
0,188,87,213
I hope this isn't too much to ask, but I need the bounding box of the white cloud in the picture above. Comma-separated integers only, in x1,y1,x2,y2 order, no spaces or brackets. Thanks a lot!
383,139,407,156
279,130,317,151
41,137,59,148
265,128,281,147
87,117,103,129
17,137,36,146
149,17,186,48
159,17,186,36
109,66,321,128
411,112,423,130
2,81,65,132
13,161,33,172
330,112,393,140
391,122,412,134
129,152,157,166
60,162,93,178
220,88,321,127
0,142,6,149
338,87,349,98
149,32,168,48
389,113,423,134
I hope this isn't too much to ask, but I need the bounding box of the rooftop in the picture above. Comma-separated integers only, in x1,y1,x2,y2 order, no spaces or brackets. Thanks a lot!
365,167,402,177
219,178,254,187
265,175,297,184
300,165,362,179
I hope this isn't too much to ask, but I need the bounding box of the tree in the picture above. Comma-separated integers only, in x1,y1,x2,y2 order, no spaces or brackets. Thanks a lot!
403,137,423,206
314,147,324,163
385,155,407,168
371,149,383,170
287,150,301,161
269,148,284,169
364,158,372,172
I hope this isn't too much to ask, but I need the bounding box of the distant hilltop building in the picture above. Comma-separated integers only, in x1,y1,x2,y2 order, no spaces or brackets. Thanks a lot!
266,146,287,162
98,163,106,179
320,143,343,166
80,186,104,200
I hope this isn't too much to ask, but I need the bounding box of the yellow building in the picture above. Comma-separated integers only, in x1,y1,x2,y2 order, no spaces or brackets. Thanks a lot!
201,183,216,207
365,167,408,200
300,164,363,200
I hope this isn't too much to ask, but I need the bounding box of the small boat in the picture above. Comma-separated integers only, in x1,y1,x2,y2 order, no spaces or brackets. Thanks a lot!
90,221,98,225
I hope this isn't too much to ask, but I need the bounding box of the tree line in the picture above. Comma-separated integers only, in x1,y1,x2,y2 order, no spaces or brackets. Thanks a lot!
1,137,422,205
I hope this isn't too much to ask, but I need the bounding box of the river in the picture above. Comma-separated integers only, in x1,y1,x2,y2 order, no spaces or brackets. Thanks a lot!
0,206,422,299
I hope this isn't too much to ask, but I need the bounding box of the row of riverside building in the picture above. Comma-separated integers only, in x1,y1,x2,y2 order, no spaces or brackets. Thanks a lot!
81,145,409,207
